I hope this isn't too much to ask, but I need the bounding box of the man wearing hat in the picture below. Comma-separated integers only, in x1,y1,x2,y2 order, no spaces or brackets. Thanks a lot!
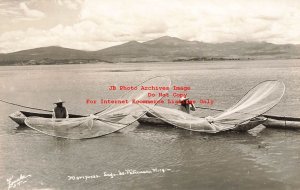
179,97,196,114
52,99,69,119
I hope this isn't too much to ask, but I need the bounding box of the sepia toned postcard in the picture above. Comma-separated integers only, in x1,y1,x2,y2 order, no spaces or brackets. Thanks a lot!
0,0,300,189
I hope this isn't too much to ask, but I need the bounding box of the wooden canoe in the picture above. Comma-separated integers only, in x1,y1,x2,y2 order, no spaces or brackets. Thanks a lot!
138,111,300,131
9,111,84,126
137,116,267,132
263,115,300,130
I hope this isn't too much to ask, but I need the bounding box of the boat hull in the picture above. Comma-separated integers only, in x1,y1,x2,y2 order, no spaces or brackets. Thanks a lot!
233,117,267,131
137,116,266,131
9,111,85,126
9,111,26,125
137,117,172,126
263,115,300,130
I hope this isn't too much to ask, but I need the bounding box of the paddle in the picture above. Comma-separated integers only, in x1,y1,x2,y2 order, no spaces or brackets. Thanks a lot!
0,99,52,112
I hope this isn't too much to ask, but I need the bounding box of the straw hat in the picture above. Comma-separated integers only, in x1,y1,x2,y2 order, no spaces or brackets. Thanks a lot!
180,97,189,101
54,98,65,104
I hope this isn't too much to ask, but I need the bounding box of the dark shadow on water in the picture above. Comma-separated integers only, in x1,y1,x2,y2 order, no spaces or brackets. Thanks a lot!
10,124,32,135
14,124,29,130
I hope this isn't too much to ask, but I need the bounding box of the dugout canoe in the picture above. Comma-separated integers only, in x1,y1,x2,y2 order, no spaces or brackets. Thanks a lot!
263,115,300,130
137,115,267,132
138,115,300,131
9,111,84,126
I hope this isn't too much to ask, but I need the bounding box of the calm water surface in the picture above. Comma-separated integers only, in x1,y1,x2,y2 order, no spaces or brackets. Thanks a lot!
0,60,300,190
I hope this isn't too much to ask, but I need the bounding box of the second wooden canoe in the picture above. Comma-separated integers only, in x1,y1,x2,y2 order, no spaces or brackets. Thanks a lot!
263,115,300,130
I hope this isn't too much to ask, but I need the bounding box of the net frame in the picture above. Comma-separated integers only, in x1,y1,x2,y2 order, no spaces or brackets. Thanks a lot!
25,76,172,139
213,80,285,127
146,80,285,133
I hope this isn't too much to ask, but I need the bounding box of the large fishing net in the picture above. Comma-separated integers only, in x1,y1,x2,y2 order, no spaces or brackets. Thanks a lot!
25,76,171,139
147,80,285,133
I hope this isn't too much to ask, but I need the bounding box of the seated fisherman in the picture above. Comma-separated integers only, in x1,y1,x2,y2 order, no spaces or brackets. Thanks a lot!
145,97,196,118
178,97,196,114
52,99,69,119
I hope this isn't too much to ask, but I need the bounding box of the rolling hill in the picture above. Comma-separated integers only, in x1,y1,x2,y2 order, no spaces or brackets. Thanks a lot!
1,36,300,65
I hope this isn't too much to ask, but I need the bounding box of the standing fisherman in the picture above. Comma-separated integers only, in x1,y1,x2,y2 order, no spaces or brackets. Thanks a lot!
52,99,69,119
178,97,196,114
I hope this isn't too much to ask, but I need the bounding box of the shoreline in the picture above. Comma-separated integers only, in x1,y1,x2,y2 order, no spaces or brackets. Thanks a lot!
0,57,299,67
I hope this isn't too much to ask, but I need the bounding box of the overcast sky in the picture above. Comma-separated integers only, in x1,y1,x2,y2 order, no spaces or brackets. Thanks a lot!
0,0,300,53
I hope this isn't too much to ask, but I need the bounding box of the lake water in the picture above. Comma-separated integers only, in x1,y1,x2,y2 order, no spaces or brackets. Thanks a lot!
0,60,300,190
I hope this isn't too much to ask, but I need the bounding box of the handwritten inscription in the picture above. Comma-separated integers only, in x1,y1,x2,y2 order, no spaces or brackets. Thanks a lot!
7,174,31,190
68,175,101,181
67,168,171,181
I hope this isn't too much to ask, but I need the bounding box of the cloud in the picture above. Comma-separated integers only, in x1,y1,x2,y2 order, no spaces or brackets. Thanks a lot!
19,2,45,20
76,0,300,44
0,1,21,17
55,0,83,10
0,20,121,53
1,0,300,53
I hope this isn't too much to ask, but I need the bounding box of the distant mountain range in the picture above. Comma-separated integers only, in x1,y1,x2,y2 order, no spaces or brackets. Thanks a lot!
1,36,300,65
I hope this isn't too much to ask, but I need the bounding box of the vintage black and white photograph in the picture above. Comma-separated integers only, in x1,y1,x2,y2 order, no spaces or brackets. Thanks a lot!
0,0,300,189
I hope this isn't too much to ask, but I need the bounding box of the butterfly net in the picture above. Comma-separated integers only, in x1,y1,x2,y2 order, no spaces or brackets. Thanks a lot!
147,80,285,133
25,76,171,139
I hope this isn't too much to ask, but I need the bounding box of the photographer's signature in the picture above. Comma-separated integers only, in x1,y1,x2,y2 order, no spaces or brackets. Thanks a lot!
7,174,31,190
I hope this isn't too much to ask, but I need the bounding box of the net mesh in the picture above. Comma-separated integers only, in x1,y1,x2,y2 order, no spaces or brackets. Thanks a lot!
147,80,285,133
25,76,171,139
213,80,285,128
